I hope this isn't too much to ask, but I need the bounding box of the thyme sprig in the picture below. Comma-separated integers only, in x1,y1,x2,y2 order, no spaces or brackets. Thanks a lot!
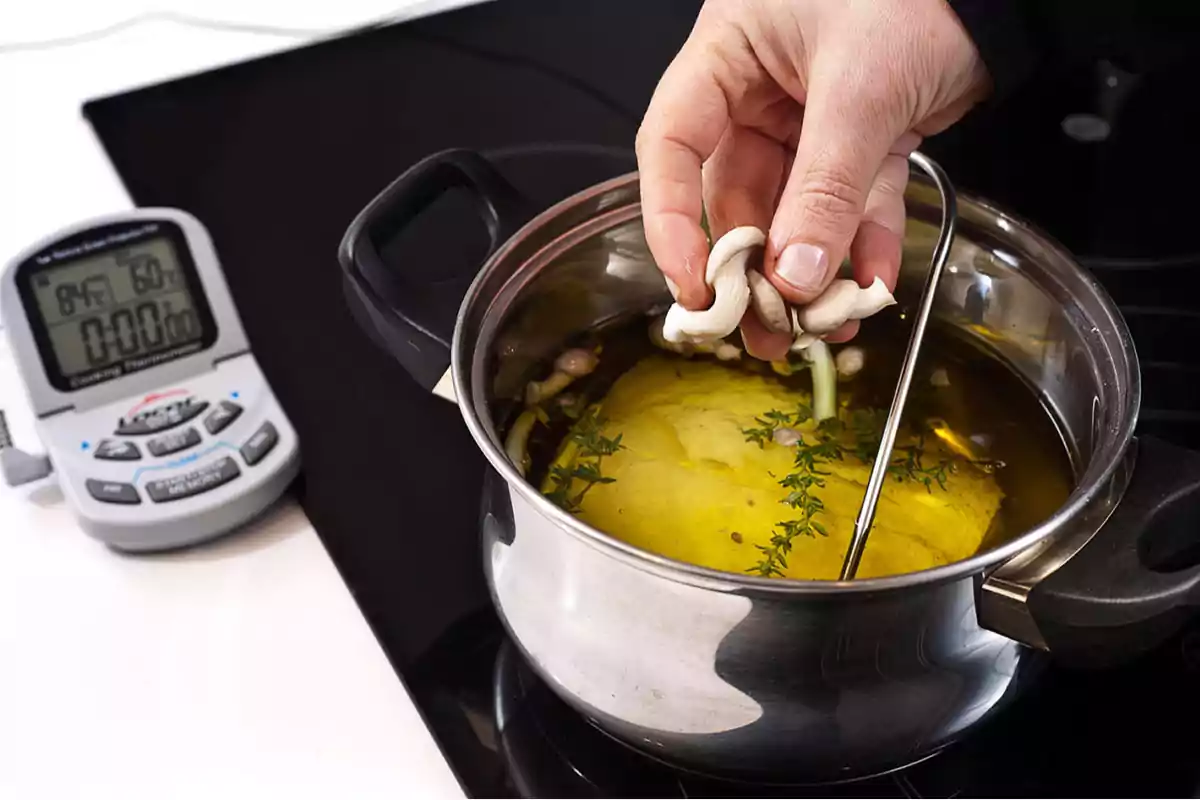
742,413,843,577
843,410,956,494
742,405,813,449
742,403,975,577
544,408,624,514
886,432,956,492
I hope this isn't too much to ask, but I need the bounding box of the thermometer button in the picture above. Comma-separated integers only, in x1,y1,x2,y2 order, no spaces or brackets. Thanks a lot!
93,439,142,461
240,422,279,466
147,427,202,458
86,479,142,505
204,401,243,435
145,456,241,503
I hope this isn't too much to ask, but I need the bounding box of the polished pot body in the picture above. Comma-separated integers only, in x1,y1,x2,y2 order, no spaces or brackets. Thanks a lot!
483,469,1036,780
459,173,1127,780
339,150,1200,782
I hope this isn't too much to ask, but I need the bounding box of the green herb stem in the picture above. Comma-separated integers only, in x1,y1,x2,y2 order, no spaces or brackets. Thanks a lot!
544,408,624,514
742,401,969,577
742,407,842,577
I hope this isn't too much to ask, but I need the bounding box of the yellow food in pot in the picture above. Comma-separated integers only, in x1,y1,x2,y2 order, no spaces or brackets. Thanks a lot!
541,356,1003,580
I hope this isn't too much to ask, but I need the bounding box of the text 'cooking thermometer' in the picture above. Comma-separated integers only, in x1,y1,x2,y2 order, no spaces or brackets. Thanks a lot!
0,208,300,552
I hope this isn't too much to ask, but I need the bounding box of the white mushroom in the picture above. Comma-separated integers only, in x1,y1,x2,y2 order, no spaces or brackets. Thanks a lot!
746,269,792,334
746,265,893,355
835,346,865,379
504,409,538,476
525,372,573,405
555,348,599,378
653,226,895,374
794,277,896,334
661,226,763,344
649,315,680,351
649,316,742,360
525,348,599,405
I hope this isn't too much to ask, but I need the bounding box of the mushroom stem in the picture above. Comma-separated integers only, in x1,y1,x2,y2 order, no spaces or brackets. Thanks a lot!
649,316,742,360
661,226,763,344
804,340,837,422
525,372,574,405
747,269,792,334
525,348,599,405
512,347,602,474
504,409,538,476
795,277,897,334
656,225,896,361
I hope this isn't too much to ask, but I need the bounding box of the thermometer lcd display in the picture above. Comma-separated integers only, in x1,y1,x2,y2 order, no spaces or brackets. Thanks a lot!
18,223,218,391
31,237,203,377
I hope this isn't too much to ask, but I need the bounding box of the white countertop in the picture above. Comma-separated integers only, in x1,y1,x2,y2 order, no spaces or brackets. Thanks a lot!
0,3,486,797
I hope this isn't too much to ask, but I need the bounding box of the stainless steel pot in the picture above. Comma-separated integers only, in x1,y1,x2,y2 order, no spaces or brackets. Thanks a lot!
339,147,1200,782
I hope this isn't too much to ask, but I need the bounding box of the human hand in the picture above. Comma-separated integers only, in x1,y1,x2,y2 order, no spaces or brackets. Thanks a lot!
636,0,990,359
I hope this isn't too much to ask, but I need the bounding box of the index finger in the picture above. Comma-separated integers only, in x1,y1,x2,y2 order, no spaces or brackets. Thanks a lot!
635,49,731,310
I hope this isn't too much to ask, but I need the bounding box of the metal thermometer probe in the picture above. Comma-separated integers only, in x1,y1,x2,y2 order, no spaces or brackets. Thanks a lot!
838,151,959,580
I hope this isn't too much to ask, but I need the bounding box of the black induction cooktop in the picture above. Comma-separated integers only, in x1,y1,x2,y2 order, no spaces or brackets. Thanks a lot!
81,1,1200,795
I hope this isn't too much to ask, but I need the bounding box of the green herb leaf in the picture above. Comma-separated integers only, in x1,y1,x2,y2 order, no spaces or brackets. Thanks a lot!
744,410,850,578
543,408,625,514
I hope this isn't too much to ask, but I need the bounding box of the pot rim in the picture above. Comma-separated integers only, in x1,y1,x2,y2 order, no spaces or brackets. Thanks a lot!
453,170,1142,595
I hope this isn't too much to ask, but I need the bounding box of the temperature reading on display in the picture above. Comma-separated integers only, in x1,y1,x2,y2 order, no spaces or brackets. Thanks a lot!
30,237,206,382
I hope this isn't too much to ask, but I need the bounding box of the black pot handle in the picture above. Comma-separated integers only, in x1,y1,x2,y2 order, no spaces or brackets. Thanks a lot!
337,148,530,392
1028,436,1200,666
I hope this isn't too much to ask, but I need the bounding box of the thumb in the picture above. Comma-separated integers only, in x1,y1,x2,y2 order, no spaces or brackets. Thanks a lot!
765,79,899,304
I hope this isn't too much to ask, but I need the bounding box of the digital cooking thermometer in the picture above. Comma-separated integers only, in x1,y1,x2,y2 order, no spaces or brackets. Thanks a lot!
0,208,300,552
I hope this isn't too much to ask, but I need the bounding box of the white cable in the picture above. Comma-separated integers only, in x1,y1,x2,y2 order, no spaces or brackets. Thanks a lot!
0,1,494,54
0,11,367,54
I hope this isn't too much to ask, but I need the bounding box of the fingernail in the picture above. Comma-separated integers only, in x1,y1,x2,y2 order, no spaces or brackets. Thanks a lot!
775,243,828,294
664,275,681,301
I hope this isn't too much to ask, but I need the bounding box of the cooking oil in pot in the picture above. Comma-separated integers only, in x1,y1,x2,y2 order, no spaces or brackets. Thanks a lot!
511,311,1074,581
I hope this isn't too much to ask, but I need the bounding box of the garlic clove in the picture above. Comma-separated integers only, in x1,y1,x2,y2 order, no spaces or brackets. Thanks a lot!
772,427,803,447
714,342,743,361
835,345,865,379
